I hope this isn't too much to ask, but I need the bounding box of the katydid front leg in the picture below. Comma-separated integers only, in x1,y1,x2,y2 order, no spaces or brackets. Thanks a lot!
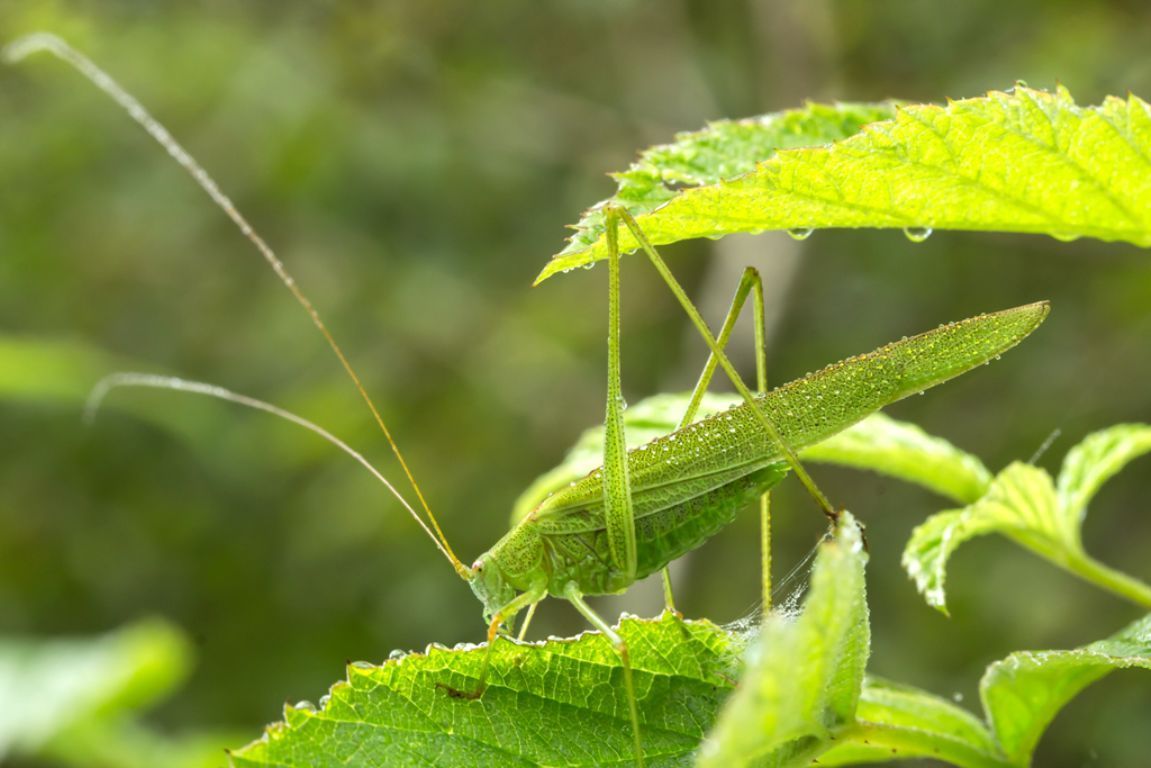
602,208,638,586
594,213,790,767
438,585,544,700
600,208,646,767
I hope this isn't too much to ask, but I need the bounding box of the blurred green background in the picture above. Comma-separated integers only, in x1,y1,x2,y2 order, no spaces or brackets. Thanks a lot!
2,1,1151,766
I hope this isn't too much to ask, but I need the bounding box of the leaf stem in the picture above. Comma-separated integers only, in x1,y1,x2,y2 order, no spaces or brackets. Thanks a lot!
829,722,1015,768
1065,552,1151,609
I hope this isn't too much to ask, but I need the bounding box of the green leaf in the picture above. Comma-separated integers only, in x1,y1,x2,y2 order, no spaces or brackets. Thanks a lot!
539,87,1151,282
903,463,1069,613
803,412,993,505
981,612,1151,765
1055,423,1151,533
547,101,897,276
695,513,868,768
817,678,1009,768
0,619,192,758
904,425,1151,613
230,614,744,768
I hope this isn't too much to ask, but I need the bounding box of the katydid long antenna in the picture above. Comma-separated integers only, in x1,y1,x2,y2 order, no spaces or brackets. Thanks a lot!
86,374,460,568
5,33,469,579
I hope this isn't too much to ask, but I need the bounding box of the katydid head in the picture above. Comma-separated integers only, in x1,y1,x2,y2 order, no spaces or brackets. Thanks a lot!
468,552,518,626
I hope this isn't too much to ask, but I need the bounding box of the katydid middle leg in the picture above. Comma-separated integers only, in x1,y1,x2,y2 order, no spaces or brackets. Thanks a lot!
564,582,645,768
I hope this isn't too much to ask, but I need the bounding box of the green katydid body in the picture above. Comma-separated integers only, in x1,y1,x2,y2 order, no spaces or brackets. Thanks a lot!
13,36,1053,768
468,301,1049,621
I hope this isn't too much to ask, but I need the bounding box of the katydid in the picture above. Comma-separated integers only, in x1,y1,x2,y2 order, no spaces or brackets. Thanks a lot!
9,34,1050,768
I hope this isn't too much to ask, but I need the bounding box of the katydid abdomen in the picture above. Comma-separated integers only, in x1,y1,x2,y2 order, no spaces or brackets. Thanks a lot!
487,301,1048,598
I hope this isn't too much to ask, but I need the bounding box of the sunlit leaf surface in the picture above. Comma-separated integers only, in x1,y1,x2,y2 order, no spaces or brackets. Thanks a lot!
230,614,744,768
540,87,1151,281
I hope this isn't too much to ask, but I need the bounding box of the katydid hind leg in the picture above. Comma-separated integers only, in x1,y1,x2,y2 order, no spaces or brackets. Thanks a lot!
614,209,839,524
667,265,775,613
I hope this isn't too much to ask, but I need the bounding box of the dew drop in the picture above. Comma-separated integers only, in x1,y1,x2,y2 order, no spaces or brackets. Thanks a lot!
903,226,933,243
293,700,317,712
350,660,375,670
388,649,408,661
786,227,813,241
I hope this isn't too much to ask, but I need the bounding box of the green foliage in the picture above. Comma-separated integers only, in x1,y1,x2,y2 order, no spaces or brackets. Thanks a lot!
697,514,868,767
0,619,188,758
982,612,1151,765
231,514,875,768
0,619,228,768
0,336,122,404
551,101,897,271
821,610,1151,767
7,21,1151,765
818,678,1007,767
802,413,993,506
229,614,742,768
904,424,1151,613
539,87,1151,281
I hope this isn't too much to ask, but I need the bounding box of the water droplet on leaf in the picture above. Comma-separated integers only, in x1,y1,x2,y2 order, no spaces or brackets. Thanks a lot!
903,226,933,243
786,227,813,241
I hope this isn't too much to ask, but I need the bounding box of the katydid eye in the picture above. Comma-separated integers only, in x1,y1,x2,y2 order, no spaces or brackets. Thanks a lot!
472,559,484,572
